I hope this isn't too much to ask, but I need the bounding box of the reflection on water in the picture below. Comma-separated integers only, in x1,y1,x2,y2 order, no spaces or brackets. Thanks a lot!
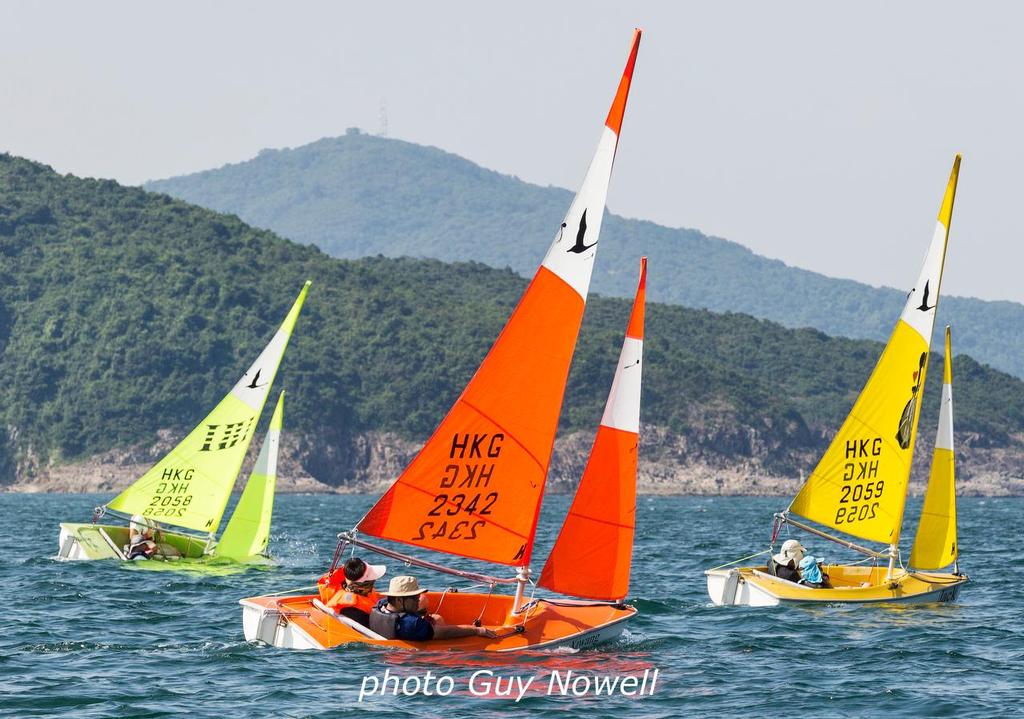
0,494,1020,718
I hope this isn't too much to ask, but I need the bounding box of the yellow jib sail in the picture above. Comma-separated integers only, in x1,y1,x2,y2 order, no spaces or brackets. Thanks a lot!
107,283,309,534
789,156,960,546
909,327,958,569
216,391,284,559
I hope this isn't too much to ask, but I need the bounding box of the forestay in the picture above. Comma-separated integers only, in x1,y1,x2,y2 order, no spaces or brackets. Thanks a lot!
107,282,310,534
788,156,960,546
357,30,642,568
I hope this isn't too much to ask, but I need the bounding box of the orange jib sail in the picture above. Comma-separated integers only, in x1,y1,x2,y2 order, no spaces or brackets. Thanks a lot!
358,30,642,568
539,258,646,600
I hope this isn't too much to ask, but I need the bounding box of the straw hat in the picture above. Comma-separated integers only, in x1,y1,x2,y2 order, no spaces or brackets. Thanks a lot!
773,539,806,566
386,575,428,597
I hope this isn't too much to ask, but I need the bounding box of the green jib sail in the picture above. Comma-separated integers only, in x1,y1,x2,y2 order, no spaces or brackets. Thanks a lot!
106,282,310,534
215,391,284,559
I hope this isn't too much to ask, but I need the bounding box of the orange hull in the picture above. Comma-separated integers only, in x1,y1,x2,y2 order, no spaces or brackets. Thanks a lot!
240,591,635,652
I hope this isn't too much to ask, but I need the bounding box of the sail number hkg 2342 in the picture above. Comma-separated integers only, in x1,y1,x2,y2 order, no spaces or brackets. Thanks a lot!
413,433,504,542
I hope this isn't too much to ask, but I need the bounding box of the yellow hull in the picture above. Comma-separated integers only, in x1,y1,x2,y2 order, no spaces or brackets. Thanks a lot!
706,563,967,606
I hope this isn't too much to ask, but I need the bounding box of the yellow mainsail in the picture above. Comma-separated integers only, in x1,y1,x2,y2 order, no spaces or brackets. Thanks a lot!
909,327,958,569
788,156,960,546
107,283,309,534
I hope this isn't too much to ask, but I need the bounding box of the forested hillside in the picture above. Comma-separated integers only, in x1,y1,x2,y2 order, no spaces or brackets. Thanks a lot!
147,131,1024,380
3,153,1022,492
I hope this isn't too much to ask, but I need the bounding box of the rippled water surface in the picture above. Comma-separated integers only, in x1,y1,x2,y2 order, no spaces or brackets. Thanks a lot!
2,494,1021,718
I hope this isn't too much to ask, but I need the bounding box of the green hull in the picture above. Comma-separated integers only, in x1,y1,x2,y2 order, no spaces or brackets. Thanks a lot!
57,522,275,575
57,523,209,561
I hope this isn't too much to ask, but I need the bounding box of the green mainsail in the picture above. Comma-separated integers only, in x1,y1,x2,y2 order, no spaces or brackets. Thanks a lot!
216,391,284,559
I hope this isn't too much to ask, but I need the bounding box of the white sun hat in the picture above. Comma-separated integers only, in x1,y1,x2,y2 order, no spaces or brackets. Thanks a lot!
773,538,806,566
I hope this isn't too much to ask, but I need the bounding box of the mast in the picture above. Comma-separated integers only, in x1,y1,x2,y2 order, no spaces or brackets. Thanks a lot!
886,157,960,579
783,156,960,580
355,30,642,575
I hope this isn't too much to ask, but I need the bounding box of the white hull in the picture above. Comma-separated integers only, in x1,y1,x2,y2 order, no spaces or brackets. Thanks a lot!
706,569,783,607
241,600,323,650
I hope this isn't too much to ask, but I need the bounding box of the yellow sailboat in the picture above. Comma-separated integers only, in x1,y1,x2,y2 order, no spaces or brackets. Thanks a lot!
706,157,968,605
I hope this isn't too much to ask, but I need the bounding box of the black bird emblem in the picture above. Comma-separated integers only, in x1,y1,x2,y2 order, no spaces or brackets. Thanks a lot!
916,281,936,312
565,210,596,254
246,369,265,389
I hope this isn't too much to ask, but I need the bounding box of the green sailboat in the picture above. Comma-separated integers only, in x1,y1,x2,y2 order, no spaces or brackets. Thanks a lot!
56,282,308,563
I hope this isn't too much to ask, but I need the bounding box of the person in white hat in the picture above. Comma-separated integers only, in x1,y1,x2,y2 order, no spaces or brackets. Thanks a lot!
766,539,806,583
368,576,498,641
322,557,388,627
126,514,181,560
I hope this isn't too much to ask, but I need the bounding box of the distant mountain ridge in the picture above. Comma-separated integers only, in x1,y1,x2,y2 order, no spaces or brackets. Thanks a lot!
146,130,1024,379
3,152,1022,495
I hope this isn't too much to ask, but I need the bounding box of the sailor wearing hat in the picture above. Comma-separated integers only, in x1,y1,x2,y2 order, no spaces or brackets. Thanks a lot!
369,576,498,641
766,539,806,583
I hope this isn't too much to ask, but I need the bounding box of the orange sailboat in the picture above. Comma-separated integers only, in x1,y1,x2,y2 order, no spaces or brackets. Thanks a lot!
240,30,644,651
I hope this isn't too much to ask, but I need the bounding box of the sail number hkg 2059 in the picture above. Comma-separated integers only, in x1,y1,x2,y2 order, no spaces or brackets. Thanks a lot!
835,437,885,525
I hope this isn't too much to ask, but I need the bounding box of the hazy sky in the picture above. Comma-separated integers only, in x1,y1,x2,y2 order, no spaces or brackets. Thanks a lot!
3,2,1021,302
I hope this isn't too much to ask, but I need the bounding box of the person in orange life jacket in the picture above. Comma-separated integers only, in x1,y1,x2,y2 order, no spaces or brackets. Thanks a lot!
318,557,387,627
766,539,805,583
316,556,375,605
369,576,498,641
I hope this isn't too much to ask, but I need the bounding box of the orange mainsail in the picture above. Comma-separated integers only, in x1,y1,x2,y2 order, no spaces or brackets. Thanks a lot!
358,30,642,568
539,258,646,600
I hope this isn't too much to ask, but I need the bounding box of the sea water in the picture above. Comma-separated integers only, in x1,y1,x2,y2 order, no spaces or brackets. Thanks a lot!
1,494,1020,718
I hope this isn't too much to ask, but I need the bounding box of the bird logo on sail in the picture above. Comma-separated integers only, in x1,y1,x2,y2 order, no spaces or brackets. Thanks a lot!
915,280,936,312
246,369,267,390
565,210,596,254
895,352,928,449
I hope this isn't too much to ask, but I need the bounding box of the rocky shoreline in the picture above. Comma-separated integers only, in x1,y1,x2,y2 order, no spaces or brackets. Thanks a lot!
5,426,1024,497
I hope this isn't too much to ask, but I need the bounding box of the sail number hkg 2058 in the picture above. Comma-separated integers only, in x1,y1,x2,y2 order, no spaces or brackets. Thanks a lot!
143,468,194,518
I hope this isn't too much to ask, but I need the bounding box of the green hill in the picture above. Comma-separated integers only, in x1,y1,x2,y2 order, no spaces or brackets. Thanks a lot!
145,130,1024,381
2,153,1022,489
